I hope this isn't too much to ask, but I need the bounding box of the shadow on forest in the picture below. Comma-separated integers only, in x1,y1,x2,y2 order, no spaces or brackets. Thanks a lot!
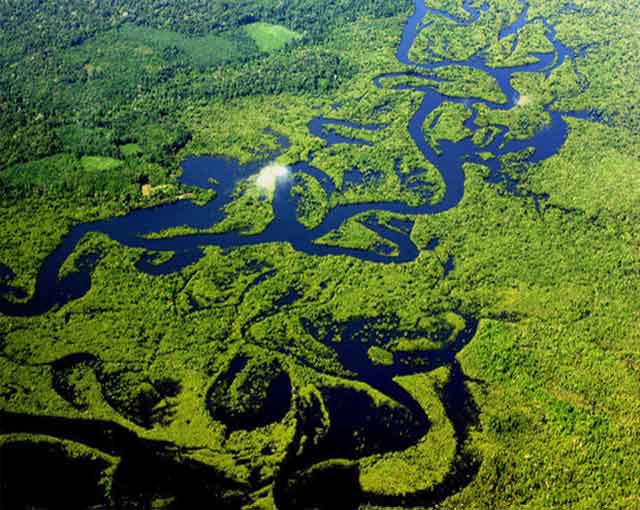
0,0,606,507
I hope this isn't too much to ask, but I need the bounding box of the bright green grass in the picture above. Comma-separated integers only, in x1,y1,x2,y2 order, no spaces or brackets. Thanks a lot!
115,22,299,69
243,22,302,52
80,156,123,172
119,144,143,158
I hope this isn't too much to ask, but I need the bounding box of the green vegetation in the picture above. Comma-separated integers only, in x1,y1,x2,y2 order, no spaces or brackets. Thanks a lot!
115,23,260,69
316,215,400,256
486,19,556,67
410,0,521,63
244,23,302,52
527,118,640,215
426,102,473,151
475,72,554,140
434,65,508,104
291,173,330,229
1,0,639,508
367,345,395,366
360,369,456,495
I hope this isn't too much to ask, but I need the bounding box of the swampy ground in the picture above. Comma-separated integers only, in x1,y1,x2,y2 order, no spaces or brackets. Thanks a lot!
1,0,639,509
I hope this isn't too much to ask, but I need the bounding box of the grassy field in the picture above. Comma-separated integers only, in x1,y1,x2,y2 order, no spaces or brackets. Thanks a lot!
244,22,302,52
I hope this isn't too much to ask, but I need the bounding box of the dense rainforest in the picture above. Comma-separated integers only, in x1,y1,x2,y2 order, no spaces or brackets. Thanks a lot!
0,0,639,509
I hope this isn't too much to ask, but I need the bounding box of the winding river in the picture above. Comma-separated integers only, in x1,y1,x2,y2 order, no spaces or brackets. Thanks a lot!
1,0,601,507
0,0,600,317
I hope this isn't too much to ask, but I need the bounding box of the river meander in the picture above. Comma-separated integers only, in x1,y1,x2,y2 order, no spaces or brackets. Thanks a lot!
0,1,603,507
0,0,601,317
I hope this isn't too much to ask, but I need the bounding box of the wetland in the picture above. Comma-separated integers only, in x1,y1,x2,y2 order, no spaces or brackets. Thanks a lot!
1,0,639,508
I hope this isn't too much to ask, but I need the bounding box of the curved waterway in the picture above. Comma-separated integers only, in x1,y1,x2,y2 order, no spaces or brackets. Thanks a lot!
0,0,600,317
1,0,601,507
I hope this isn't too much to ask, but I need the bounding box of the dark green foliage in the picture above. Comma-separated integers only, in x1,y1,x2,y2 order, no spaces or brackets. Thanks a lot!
0,153,174,207
275,460,362,510
197,48,355,99
0,438,113,510
0,0,411,60
0,1,368,172
1,0,639,508
206,356,292,431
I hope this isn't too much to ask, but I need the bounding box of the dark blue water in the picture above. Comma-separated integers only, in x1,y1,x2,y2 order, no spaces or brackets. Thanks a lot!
0,1,603,507
307,117,385,146
0,0,600,317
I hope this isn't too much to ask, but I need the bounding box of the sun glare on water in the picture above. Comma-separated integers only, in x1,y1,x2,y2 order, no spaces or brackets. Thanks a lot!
255,163,290,192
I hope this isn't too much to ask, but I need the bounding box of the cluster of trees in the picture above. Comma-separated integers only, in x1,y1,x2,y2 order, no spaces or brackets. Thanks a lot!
1,0,640,508
197,48,355,99
1,0,392,172
1,0,411,63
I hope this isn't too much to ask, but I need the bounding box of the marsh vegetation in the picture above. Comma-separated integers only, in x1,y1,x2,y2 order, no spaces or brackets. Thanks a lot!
1,0,639,509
